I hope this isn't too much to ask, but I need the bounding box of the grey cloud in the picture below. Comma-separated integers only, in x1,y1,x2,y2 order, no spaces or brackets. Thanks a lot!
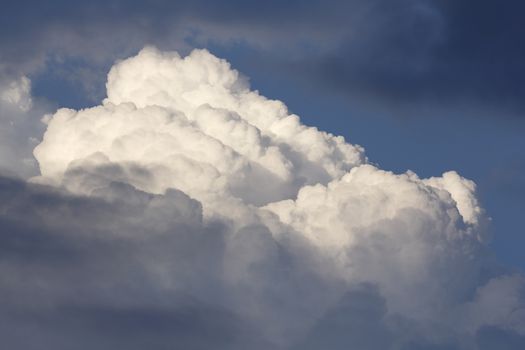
0,175,253,349
0,173,327,349
3,302,267,350
476,326,525,350
292,284,392,350
3,0,524,118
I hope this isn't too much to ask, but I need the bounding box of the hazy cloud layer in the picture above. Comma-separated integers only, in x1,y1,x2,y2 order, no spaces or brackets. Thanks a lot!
0,76,48,177
0,48,523,349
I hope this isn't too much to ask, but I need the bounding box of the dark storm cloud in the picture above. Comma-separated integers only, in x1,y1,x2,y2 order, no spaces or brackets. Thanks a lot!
307,0,525,117
2,0,524,116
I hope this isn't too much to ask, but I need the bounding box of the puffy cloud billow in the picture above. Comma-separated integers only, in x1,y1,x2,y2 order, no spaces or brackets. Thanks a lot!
1,47,524,349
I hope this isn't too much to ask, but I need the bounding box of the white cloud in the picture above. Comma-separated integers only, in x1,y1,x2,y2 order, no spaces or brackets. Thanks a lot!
0,47,522,349
33,47,365,213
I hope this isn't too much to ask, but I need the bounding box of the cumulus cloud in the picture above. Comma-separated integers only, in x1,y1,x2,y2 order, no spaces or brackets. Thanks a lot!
0,47,523,349
33,47,365,212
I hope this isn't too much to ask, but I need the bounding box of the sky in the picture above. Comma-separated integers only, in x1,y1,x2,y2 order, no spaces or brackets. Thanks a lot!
1,1,524,349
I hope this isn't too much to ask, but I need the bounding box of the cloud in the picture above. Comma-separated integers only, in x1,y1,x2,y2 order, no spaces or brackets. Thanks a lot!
33,47,365,210
1,47,524,349
0,75,49,177
1,76,32,111
0,176,274,349
2,1,524,118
